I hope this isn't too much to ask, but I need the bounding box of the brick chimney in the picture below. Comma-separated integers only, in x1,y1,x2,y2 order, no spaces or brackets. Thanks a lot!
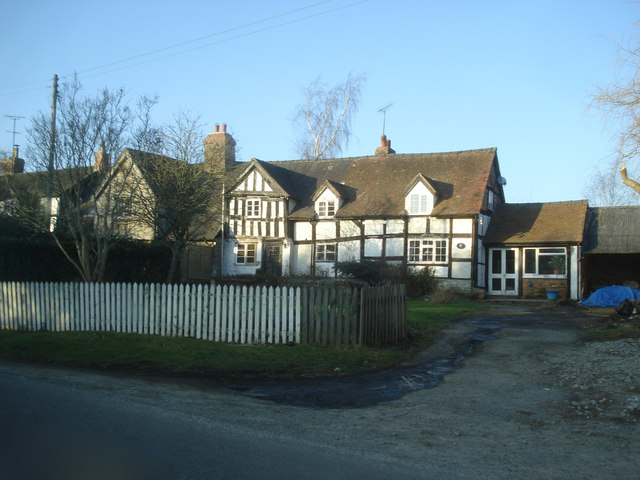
1,146,25,174
375,134,395,155
93,141,111,172
203,123,236,175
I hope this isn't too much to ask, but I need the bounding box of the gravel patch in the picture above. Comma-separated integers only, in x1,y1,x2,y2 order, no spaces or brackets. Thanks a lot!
543,338,640,421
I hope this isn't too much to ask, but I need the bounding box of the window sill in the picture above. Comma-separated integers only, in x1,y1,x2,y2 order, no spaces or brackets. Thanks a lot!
523,274,566,279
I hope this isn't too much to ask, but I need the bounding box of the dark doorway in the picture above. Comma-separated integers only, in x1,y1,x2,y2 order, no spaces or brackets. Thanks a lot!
263,243,282,276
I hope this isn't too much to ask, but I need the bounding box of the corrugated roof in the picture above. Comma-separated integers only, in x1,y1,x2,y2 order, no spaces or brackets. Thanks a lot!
249,148,498,219
484,200,588,245
583,206,640,254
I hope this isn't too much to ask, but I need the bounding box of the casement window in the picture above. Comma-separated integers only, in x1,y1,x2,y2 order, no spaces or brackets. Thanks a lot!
408,239,447,263
524,248,566,276
317,200,336,218
237,243,257,264
316,243,336,262
246,199,261,218
409,194,429,214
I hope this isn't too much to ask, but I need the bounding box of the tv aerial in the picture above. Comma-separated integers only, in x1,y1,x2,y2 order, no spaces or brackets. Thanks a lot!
377,103,393,135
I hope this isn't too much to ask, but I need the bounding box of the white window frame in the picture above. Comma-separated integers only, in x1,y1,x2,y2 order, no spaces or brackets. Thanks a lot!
409,194,429,214
236,242,258,264
317,200,336,218
246,199,261,218
408,239,448,264
316,242,336,262
523,247,566,277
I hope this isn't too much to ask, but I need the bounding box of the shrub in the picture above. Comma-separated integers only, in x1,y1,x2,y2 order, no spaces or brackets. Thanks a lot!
406,266,439,298
335,260,404,286
335,260,439,296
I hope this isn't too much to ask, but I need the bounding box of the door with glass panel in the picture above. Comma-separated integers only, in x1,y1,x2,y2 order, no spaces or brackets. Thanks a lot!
489,248,519,296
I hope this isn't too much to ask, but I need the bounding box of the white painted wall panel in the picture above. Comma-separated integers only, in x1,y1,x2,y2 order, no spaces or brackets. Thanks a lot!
338,240,360,262
386,219,404,234
451,261,472,279
294,222,312,241
292,244,312,275
315,263,335,277
451,238,472,259
340,220,360,237
386,237,404,257
364,238,383,257
408,217,427,234
430,218,449,234
452,218,473,234
316,221,336,240
364,220,384,235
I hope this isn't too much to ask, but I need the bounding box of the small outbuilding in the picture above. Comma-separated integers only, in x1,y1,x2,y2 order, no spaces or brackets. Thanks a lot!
582,206,640,294
483,200,588,300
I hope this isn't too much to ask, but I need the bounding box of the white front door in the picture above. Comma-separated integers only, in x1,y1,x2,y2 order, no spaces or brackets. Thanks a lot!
489,248,519,296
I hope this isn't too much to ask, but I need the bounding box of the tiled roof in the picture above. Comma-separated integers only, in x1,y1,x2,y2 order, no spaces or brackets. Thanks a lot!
484,200,588,245
583,206,640,254
251,148,498,219
0,166,98,202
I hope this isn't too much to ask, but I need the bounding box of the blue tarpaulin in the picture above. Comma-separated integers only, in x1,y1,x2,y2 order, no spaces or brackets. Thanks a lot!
581,286,640,307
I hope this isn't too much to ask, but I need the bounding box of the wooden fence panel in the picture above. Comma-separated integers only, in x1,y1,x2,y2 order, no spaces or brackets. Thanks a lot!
0,281,406,347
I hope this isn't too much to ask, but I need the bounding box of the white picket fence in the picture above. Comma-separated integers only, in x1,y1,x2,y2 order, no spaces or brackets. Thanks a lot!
0,281,406,346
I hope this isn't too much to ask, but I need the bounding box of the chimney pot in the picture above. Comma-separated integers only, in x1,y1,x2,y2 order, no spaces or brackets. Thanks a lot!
214,124,220,133
221,123,227,133
374,134,396,155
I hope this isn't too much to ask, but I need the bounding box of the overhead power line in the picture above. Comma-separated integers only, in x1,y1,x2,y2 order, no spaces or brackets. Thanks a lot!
0,0,369,96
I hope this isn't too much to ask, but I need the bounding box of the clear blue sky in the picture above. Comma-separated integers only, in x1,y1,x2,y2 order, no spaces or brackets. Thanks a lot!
0,0,636,203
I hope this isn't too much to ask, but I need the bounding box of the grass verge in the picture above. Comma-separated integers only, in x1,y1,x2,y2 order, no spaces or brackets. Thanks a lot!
0,298,479,381
579,307,640,341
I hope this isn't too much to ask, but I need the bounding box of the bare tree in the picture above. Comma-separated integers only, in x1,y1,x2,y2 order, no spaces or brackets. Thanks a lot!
591,29,640,200
128,112,221,283
583,165,640,206
293,73,365,160
26,76,143,282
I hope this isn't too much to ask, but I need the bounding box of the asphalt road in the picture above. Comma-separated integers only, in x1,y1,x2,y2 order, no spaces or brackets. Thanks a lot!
0,362,440,480
2,304,638,479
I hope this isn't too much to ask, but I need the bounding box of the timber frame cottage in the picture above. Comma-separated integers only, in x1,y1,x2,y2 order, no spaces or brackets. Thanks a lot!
220,134,506,293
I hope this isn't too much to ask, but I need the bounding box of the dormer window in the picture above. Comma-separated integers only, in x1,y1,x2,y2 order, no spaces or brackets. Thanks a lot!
405,174,436,216
318,200,336,218
410,194,429,214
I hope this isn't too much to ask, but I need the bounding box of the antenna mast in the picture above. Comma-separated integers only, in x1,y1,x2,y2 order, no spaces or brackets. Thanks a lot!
377,103,393,135
5,114,25,148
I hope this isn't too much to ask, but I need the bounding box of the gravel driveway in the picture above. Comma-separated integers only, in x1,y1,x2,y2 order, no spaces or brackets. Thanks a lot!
227,301,640,479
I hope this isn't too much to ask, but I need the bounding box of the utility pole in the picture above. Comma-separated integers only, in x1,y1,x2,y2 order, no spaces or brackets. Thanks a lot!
46,74,58,231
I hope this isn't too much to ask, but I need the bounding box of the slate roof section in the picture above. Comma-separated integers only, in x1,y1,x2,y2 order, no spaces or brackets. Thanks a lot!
484,200,588,245
583,206,640,254
247,148,499,219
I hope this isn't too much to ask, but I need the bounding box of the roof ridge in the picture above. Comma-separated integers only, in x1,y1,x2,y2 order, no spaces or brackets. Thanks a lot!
259,147,498,165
